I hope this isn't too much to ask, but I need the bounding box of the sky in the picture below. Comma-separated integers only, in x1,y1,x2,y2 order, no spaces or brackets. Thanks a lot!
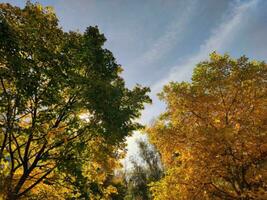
2,0,267,165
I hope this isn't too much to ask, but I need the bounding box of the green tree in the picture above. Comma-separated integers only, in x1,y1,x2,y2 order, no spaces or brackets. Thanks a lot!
0,2,150,199
125,139,163,200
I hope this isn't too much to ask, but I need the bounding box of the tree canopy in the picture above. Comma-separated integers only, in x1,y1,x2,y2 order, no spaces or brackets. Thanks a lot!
1,2,267,200
0,2,150,199
148,53,267,199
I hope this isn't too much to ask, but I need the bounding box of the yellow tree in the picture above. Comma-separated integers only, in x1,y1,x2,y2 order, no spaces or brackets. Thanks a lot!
148,53,267,200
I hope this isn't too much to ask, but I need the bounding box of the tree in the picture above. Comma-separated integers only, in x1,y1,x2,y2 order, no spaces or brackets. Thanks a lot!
0,2,150,199
148,53,267,199
125,139,163,200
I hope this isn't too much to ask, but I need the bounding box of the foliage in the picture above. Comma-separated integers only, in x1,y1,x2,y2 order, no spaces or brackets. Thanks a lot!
124,139,163,200
0,2,150,199
148,53,267,200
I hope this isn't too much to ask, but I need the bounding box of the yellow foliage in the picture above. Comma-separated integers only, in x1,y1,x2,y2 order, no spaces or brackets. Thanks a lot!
148,54,267,199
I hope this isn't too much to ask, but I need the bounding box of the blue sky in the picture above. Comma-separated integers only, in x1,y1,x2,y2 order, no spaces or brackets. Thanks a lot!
2,0,267,165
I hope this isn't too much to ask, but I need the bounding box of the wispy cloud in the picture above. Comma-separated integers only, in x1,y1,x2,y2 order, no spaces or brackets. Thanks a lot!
141,0,260,124
129,0,197,70
152,0,259,92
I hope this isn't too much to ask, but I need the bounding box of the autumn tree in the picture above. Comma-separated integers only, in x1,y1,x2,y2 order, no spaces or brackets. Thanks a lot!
0,2,150,199
148,53,267,199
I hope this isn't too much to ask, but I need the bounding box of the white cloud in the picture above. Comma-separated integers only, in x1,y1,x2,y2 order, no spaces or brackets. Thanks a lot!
152,0,259,93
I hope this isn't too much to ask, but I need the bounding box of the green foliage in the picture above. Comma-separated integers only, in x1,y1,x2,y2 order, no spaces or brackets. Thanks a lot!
124,140,163,200
0,2,150,199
